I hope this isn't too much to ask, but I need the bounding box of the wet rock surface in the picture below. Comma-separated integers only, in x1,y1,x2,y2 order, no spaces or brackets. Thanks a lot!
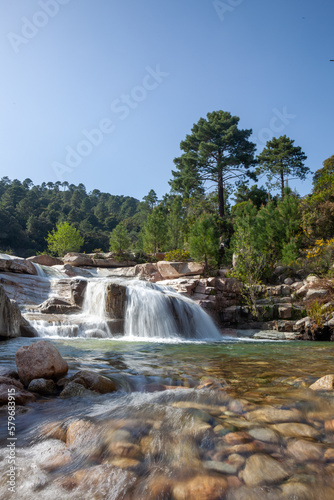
15,340,68,385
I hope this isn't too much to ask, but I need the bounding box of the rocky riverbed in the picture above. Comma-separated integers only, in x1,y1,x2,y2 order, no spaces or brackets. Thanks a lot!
1,338,334,499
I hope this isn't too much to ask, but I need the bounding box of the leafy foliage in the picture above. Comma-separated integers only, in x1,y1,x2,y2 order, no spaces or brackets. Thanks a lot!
170,110,256,219
188,213,220,269
109,223,131,255
46,221,84,256
256,135,308,197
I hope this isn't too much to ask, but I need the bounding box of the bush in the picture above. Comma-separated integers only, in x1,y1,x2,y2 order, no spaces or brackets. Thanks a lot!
164,249,190,262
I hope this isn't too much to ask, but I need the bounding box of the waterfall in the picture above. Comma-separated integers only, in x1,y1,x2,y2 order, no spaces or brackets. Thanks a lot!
124,280,222,340
24,274,222,341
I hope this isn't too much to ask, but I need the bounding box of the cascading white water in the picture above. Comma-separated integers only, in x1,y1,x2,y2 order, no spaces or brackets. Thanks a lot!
24,272,222,340
124,280,222,340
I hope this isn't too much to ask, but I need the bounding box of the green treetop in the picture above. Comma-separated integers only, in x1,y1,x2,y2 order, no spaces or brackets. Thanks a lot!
170,110,256,219
46,221,84,256
256,135,308,198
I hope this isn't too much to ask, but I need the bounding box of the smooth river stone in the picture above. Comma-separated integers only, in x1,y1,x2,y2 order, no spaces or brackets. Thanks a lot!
325,419,334,432
223,431,252,445
309,374,334,391
203,460,237,474
246,407,303,424
226,485,282,500
241,453,289,486
248,427,280,443
270,422,320,439
172,474,228,500
324,448,334,461
287,439,324,462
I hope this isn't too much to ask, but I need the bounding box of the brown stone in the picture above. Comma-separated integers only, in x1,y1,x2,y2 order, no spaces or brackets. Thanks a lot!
172,474,228,500
0,285,22,339
309,374,334,391
27,254,63,266
242,453,289,486
0,256,37,275
270,422,320,439
65,370,117,393
63,252,94,267
105,283,127,319
157,261,204,279
40,421,67,442
287,439,324,462
246,407,303,423
66,419,96,448
224,431,252,445
15,340,68,385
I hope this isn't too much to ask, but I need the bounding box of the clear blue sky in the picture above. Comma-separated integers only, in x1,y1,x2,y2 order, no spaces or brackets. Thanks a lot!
0,0,333,202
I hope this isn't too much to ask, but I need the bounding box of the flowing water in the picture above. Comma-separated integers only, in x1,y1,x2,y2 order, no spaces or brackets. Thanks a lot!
1,274,334,499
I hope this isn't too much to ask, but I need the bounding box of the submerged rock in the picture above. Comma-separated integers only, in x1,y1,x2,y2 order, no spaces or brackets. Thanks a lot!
241,453,289,486
15,340,68,386
28,378,58,395
309,374,334,391
62,370,117,394
172,474,228,500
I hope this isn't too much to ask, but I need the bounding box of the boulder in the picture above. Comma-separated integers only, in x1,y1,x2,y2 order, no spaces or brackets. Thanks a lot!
27,255,63,266
157,261,204,279
70,278,87,307
62,370,117,394
63,253,94,267
0,285,22,338
28,378,58,395
0,256,37,275
172,474,228,500
105,283,127,319
37,297,80,314
15,340,68,386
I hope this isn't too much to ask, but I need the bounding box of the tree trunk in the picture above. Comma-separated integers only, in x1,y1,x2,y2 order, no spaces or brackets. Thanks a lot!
281,169,284,198
218,171,225,219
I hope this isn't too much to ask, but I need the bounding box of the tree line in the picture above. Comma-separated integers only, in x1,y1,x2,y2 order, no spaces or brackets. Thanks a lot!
1,109,333,278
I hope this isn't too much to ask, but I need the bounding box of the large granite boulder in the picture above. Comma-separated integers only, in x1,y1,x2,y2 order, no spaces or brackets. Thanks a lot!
157,261,204,279
27,254,63,266
15,340,68,386
63,253,94,267
0,256,37,275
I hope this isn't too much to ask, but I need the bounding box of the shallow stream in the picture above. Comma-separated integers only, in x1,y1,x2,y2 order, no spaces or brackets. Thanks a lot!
1,337,334,499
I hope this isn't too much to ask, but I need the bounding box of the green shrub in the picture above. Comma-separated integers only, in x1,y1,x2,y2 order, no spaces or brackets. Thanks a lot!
164,249,190,262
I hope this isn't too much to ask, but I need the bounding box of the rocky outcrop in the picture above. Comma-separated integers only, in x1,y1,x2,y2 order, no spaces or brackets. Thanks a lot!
63,253,94,267
0,255,37,275
70,279,87,307
0,285,21,338
157,261,204,279
110,261,204,282
37,297,80,314
27,254,63,266
105,283,127,319
15,340,68,386
63,252,136,268
0,284,36,339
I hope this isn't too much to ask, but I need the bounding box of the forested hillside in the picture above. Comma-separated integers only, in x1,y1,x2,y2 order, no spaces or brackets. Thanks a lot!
0,178,139,255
